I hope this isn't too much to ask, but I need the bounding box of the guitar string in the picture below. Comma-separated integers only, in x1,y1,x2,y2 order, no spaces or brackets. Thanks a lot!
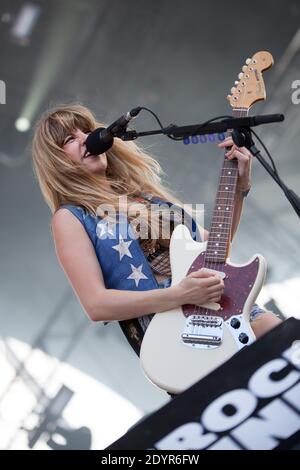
188,61,252,325
192,74,250,322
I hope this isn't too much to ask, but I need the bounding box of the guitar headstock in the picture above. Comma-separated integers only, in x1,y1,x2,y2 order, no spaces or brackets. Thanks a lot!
227,51,274,109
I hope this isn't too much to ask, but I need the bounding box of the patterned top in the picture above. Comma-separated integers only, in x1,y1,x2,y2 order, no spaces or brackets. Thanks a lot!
147,246,172,277
118,249,171,357
119,196,177,355
59,198,200,357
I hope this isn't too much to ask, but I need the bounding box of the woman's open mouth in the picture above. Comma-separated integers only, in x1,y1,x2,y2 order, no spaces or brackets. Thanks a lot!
82,150,98,160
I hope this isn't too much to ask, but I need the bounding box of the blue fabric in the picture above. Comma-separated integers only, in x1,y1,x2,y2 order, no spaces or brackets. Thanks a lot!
250,303,265,321
60,204,158,291
60,196,201,294
158,278,172,289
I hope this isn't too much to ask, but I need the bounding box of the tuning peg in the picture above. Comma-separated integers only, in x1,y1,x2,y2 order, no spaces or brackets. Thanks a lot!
246,58,251,65
238,73,244,79
234,81,239,85
242,65,248,72
231,87,236,94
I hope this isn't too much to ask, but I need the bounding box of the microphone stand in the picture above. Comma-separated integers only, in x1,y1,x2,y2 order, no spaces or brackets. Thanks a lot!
117,114,300,220
231,128,300,218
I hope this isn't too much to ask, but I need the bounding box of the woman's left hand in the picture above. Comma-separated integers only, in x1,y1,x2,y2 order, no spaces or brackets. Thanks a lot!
218,137,252,192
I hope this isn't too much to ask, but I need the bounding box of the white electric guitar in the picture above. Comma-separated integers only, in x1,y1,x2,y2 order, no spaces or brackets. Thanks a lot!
140,51,274,395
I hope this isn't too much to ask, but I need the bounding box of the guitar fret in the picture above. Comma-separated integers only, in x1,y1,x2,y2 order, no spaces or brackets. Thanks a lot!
209,233,230,237
206,246,228,250
208,109,248,241
209,237,230,240
211,223,231,227
220,175,238,178
206,253,227,256
208,233,230,237
212,221,232,224
210,238,230,241
209,231,231,234
205,258,226,263
217,197,234,206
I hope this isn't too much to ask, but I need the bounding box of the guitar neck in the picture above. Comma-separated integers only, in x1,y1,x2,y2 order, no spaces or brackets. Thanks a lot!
204,108,249,266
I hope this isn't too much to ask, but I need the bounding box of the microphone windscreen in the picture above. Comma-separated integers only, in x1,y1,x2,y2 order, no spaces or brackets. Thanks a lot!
85,127,114,155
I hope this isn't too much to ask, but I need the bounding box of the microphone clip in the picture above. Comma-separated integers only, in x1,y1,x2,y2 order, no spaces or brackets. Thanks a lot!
231,128,253,148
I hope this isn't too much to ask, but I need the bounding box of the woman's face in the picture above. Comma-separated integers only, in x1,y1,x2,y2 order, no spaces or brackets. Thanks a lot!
62,128,108,175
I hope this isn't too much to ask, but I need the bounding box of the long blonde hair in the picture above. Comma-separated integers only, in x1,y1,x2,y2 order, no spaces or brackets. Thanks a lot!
32,103,184,242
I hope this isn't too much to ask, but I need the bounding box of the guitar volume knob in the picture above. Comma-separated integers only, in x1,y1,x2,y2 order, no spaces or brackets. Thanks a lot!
239,332,249,344
230,318,241,329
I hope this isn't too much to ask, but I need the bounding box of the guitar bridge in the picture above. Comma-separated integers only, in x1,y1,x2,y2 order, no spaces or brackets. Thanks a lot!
182,315,224,349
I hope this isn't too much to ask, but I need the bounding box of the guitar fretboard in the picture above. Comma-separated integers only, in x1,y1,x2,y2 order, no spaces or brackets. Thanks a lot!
204,108,249,267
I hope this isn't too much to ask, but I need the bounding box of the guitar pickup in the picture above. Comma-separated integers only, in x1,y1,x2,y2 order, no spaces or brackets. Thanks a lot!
181,333,222,346
182,315,224,349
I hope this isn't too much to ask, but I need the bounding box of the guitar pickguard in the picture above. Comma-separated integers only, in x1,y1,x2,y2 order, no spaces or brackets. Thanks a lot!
183,251,261,322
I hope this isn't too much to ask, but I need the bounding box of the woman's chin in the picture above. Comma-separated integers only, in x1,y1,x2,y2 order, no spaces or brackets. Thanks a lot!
82,153,107,175
88,162,107,175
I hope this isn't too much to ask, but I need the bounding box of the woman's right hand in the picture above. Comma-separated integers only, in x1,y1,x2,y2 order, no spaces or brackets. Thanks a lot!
175,269,224,306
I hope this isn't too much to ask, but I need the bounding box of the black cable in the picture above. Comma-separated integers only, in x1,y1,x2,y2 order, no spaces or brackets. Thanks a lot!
250,129,280,181
138,107,284,189
138,106,232,141
138,106,164,130
133,106,300,217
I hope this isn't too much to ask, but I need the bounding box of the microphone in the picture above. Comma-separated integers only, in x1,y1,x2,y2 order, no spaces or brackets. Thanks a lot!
244,114,284,126
85,107,142,156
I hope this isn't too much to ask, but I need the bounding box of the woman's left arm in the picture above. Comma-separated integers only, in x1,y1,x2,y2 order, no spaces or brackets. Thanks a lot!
218,136,252,241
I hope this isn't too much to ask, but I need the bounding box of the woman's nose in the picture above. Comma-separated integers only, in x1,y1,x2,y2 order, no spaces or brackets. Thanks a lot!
76,131,87,145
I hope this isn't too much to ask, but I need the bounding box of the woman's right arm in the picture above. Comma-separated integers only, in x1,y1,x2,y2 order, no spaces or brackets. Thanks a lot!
51,209,224,322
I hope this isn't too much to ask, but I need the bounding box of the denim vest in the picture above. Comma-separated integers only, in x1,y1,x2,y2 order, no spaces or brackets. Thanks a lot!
61,195,201,355
61,196,201,292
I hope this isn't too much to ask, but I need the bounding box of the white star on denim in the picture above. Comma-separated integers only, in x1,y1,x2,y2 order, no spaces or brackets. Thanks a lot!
112,235,133,261
96,220,115,239
127,264,148,287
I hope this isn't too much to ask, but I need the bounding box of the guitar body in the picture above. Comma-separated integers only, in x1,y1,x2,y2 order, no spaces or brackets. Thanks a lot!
140,224,267,394
140,51,273,395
